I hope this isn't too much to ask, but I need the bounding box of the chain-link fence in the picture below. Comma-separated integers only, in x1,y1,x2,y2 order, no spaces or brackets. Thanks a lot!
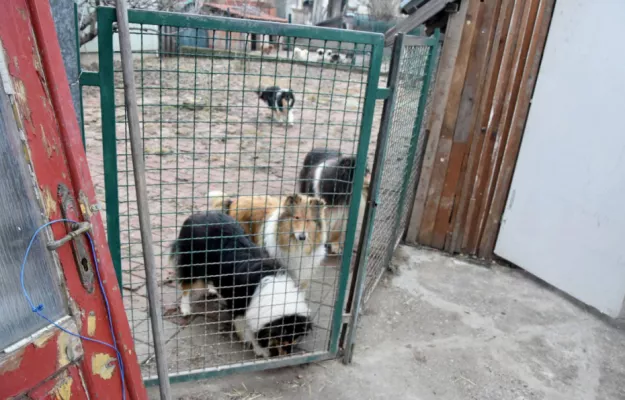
83,7,384,384
80,7,439,383
361,34,441,304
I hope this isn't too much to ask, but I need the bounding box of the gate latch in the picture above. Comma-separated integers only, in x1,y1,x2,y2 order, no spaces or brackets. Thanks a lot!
50,184,95,293
47,222,91,250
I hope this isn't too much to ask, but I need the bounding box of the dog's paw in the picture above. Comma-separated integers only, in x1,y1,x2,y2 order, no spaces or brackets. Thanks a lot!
180,300,191,317
207,286,219,298
387,262,401,275
327,243,343,255
253,346,271,358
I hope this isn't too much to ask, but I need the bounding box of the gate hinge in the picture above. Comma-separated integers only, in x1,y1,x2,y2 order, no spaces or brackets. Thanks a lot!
376,87,391,100
342,313,352,323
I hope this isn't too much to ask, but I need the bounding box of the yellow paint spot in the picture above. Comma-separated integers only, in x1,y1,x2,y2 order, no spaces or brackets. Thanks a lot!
87,314,96,336
92,353,115,380
54,376,73,400
22,143,30,163
12,79,31,124
42,187,57,217
56,331,71,368
41,125,53,157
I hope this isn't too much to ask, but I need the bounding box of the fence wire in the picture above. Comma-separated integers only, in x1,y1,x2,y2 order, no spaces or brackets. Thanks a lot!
362,38,439,305
84,8,383,382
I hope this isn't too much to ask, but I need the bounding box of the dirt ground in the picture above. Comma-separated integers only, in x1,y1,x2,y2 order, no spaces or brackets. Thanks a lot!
81,53,386,377
149,246,625,400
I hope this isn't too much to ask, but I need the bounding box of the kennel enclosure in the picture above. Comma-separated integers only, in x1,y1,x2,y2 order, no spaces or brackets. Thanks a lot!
79,6,438,384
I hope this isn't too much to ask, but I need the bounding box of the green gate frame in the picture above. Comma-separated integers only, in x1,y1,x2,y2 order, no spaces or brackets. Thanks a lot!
79,6,438,384
343,32,440,362
80,6,387,384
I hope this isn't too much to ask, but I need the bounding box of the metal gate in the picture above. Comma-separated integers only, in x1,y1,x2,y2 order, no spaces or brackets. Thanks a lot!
348,32,441,319
81,7,384,384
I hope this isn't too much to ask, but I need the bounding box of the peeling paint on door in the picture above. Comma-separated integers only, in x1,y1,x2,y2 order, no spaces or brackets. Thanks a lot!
91,353,115,380
87,313,96,336
53,375,73,400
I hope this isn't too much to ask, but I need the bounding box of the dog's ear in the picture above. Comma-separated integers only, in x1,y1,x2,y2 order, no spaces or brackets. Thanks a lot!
284,194,302,206
222,198,233,212
338,156,357,169
309,198,326,218
287,90,295,107
308,197,326,208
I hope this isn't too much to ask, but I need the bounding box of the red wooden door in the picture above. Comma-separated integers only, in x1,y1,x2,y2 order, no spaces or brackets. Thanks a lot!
0,1,147,399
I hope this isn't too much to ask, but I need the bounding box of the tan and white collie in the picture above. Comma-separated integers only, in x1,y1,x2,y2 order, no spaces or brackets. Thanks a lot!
210,192,327,289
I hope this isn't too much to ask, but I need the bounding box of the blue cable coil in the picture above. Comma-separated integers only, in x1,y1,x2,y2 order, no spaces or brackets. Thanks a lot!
20,219,126,400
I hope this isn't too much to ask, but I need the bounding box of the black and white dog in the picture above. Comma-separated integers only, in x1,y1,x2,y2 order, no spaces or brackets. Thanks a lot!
172,211,312,358
256,86,295,126
330,52,354,64
298,148,370,254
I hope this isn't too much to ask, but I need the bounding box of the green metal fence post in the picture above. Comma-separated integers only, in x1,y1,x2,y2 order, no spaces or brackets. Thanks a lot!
286,13,292,58
340,33,405,363
97,7,123,288
329,38,385,355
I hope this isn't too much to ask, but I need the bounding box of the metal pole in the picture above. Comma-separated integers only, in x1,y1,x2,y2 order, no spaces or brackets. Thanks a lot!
286,13,292,58
114,2,172,398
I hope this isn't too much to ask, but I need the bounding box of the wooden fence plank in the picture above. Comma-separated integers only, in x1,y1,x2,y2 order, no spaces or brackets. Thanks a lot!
449,0,513,253
448,0,511,253
431,0,501,249
404,0,470,245
474,0,541,257
479,0,556,257
418,0,482,246
461,0,524,254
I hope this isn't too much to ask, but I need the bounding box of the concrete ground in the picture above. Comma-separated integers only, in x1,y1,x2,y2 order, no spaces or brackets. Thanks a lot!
148,246,625,400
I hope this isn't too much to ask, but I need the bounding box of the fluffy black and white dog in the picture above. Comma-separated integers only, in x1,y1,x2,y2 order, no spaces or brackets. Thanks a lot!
172,211,312,358
330,52,354,64
256,86,295,126
298,148,370,254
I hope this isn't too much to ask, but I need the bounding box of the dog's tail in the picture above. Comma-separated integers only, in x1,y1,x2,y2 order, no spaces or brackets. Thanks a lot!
208,190,234,212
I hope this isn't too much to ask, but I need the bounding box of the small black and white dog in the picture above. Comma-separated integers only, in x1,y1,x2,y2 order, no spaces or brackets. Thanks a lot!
330,52,354,64
256,86,295,126
172,211,312,358
298,148,370,254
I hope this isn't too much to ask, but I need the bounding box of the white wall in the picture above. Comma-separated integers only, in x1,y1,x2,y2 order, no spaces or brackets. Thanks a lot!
81,23,159,53
494,0,625,318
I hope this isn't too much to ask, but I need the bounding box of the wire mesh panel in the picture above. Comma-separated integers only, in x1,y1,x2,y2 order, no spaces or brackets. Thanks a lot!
361,34,440,304
90,7,383,383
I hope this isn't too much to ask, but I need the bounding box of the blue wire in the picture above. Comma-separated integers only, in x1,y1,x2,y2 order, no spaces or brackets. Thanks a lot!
20,219,126,400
